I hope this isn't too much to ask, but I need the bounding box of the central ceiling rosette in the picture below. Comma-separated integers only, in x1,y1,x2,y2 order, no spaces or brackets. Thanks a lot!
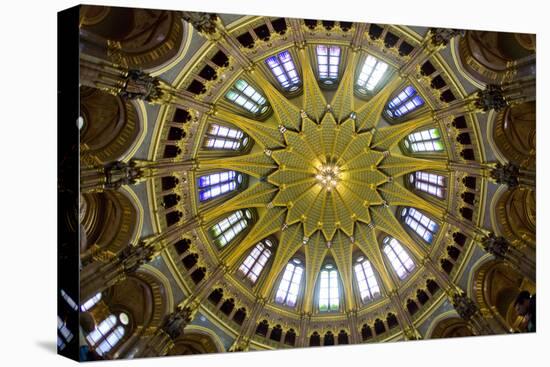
268,109,388,241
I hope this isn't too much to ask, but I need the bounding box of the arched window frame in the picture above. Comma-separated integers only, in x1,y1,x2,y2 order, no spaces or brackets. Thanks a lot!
318,262,341,312
403,128,445,153
353,255,381,303
401,207,440,244
57,316,74,351
408,171,447,199
355,54,390,95
383,236,415,280
384,85,425,119
315,44,342,86
197,170,245,203
224,79,269,116
274,257,304,308
86,313,129,357
202,122,250,152
209,209,253,249
238,238,275,284
264,49,301,92
81,292,102,312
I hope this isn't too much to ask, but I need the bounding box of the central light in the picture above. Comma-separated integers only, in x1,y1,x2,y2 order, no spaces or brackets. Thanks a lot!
315,163,341,191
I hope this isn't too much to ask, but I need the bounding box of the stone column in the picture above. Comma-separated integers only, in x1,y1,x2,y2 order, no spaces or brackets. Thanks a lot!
489,162,535,190
81,217,202,300
388,291,422,340
400,28,464,76
481,233,535,280
229,296,267,352
136,301,201,357
296,312,312,348
423,258,500,335
80,242,156,301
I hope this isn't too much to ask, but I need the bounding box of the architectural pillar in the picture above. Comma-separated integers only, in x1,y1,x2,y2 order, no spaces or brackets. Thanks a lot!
389,291,422,340
80,54,213,112
489,162,535,189
229,296,267,352
80,217,202,300
423,258,499,335
80,241,156,301
136,301,201,357
400,28,464,76
480,233,535,280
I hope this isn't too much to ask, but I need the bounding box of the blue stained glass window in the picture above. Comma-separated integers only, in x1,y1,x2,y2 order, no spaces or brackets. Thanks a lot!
265,50,301,91
386,85,425,118
198,171,243,202
401,207,439,244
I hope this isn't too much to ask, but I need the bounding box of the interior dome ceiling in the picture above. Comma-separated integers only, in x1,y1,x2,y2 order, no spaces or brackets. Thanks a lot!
150,16,489,330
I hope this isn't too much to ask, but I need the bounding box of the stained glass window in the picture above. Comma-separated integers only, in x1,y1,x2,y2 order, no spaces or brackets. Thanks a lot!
275,258,304,307
86,313,128,356
203,123,249,151
81,292,102,312
57,316,74,351
225,79,268,114
404,128,445,152
401,207,439,243
319,264,340,312
210,210,252,248
265,50,301,91
316,45,341,84
239,239,273,283
354,256,381,302
198,171,243,202
356,55,388,93
383,237,415,279
385,85,424,118
409,171,446,198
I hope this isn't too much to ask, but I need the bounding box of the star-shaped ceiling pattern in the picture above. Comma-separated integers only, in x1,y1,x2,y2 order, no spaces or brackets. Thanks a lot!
198,48,448,311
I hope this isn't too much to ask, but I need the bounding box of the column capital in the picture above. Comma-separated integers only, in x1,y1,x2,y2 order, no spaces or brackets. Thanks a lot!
481,232,509,259
474,84,508,112
427,28,465,49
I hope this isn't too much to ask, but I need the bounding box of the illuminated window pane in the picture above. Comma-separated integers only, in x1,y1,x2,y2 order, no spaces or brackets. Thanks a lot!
354,258,381,302
225,79,268,114
410,171,446,198
198,171,243,202
401,208,439,244
319,264,340,312
60,289,78,311
203,123,248,151
265,50,301,91
239,240,273,283
316,45,341,84
383,237,415,279
405,128,445,152
80,292,102,312
357,55,388,92
210,210,251,248
385,85,424,118
275,259,304,307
